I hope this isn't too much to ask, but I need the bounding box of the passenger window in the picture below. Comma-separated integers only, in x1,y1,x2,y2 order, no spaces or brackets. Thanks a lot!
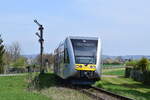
64,48,70,64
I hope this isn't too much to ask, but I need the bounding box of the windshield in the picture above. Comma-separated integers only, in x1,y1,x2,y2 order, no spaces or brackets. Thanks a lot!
71,39,97,64
75,56,96,64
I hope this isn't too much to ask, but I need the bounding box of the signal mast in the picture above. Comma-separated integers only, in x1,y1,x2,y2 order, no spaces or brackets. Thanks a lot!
34,20,44,74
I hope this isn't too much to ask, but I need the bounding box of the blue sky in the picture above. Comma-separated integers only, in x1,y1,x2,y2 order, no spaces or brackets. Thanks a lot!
1,0,150,55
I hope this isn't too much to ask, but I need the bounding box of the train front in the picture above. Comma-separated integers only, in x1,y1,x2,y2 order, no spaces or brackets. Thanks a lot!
71,37,102,83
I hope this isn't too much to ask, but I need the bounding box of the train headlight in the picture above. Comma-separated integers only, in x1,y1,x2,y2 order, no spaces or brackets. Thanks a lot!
79,65,82,68
76,65,79,68
76,65,82,68
90,66,93,68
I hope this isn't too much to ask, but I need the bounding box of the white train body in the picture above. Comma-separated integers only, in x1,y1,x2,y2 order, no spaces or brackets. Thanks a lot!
54,36,102,82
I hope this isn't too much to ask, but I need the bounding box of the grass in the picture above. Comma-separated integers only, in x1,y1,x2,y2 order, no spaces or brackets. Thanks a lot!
1,71,149,100
94,77,150,100
31,73,92,100
41,86,91,100
103,64,124,68
102,68,125,76
0,75,50,100
0,73,92,100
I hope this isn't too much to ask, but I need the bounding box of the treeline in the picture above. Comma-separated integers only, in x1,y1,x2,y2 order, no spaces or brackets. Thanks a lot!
0,36,28,73
4,42,27,68
103,56,125,65
0,35,54,74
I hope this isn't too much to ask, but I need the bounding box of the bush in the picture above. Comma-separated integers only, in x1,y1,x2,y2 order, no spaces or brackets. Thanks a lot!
143,71,150,85
125,60,137,68
130,70,144,82
125,67,132,78
137,57,149,72
12,57,27,68
125,58,150,85
147,65,150,71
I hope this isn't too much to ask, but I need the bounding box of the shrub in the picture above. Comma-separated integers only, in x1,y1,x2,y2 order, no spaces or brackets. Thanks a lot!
143,71,150,85
137,57,149,72
12,57,27,68
125,60,137,68
125,58,150,85
148,64,150,71
125,67,132,78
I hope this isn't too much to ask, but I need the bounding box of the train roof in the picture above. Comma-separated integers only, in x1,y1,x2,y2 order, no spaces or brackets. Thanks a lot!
54,36,99,53
68,36,99,40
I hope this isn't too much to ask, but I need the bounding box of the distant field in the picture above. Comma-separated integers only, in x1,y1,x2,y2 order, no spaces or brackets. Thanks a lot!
0,75,50,100
102,68,125,76
94,77,150,100
102,64,125,69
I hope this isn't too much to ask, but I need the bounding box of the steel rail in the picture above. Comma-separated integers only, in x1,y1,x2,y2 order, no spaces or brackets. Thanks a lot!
56,79,134,100
88,86,134,100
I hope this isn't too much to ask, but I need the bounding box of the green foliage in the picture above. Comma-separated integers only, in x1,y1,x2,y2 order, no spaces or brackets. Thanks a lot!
125,60,137,68
125,67,132,78
33,73,59,90
4,42,22,68
125,58,150,84
12,57,27,68
125,58,150,72
0,35,5,73
148,65,150,71
137,57,149,72
0,66,4,74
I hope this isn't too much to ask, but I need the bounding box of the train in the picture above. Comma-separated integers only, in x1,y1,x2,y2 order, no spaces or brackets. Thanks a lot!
54,36,102,84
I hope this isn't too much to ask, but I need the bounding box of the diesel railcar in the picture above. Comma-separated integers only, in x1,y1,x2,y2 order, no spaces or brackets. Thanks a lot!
54,36,102,84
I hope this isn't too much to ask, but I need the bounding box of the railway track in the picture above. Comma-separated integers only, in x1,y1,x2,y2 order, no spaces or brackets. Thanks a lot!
57,77,133,100
79,86,133,100
67,85,133,100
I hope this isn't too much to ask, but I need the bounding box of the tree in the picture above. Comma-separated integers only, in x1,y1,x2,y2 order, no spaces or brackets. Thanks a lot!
35,53,54,65
9,42,21,62
3,46,12,65
103,58,113,64
137,57,149,72
4,42,21,63
114,56,124,64
125,60,137,68
12,56,27,68
3,42,27,68
0,35,5,73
